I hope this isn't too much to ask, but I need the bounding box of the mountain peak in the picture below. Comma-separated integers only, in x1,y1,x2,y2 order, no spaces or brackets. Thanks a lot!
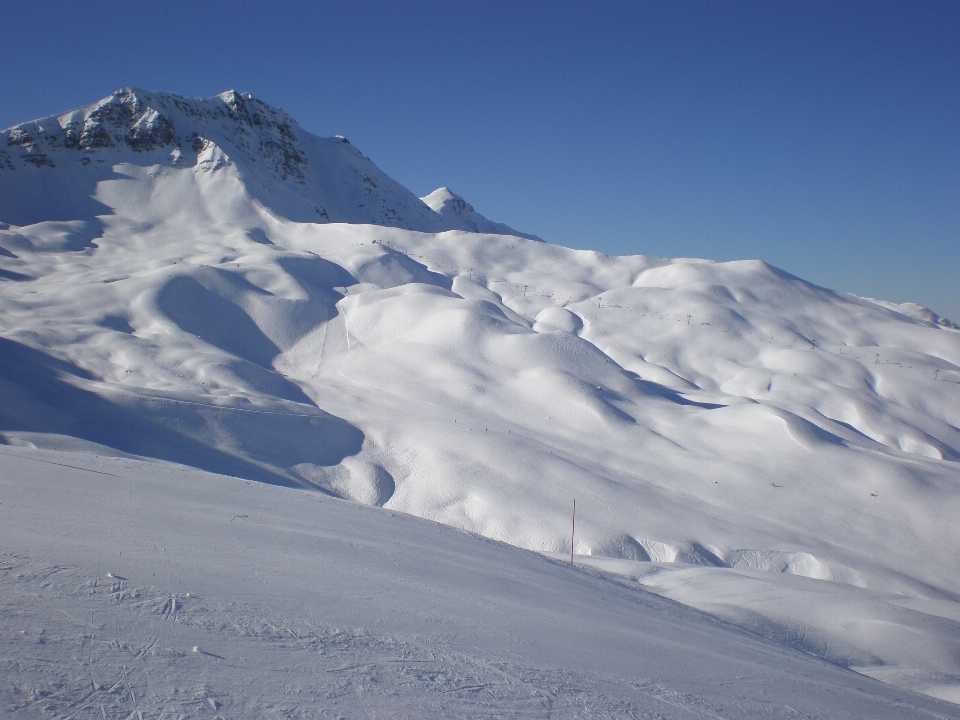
1,89,540,237
421,186,542,240
3,87,307,165
424,186,468,207
0,89,434,228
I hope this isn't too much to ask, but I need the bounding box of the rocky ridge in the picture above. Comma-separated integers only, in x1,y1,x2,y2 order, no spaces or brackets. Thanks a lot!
1,89,529,235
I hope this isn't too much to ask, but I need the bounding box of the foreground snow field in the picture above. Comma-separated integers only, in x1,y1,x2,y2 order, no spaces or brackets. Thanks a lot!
2,89,960,715
3,447,958,719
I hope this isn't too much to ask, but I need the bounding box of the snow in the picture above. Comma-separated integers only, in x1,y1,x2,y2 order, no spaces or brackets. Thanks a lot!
2,88,960,716
2,446,957,718
421,186,543,240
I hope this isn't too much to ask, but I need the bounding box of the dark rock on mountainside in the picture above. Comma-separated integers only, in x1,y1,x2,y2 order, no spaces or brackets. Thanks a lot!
0,88,540,237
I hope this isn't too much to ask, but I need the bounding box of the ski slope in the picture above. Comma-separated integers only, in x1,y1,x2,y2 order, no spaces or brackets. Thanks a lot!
3,446,957,718
2,89,960,715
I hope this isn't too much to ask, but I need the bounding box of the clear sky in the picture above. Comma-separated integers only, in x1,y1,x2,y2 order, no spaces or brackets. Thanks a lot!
2,0,958,320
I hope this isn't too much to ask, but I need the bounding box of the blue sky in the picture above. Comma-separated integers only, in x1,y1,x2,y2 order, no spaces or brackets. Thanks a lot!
2,1,958,319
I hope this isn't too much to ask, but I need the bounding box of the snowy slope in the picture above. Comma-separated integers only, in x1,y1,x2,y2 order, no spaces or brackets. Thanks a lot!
2,446,957,719
2,90,960,712
421,186,543,239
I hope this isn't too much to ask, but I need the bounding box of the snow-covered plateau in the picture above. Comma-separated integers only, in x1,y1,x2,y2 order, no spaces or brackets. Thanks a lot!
1,88,959,718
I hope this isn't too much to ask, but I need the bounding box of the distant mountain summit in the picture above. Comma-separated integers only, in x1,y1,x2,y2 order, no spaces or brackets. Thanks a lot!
421,187,542,240
0,88,533,237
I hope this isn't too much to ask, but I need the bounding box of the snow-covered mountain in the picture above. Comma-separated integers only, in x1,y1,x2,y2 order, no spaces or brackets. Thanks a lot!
0,88,516,233
421,185,543,239
3,89,960,716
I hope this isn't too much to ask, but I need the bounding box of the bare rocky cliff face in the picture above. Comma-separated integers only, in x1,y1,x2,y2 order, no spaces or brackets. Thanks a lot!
3,89,313,178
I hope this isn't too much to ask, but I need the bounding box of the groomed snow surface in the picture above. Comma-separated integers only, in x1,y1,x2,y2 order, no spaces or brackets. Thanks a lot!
2,89,960,717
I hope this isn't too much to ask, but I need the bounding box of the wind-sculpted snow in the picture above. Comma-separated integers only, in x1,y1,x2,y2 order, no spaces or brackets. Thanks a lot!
2,90,960,712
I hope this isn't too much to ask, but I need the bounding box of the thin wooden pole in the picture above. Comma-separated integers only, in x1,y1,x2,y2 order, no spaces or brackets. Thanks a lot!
570,499,576,565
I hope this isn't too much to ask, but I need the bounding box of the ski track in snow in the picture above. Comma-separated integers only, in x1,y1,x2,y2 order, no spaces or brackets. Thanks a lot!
2,88,960,715
2,448,957,719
